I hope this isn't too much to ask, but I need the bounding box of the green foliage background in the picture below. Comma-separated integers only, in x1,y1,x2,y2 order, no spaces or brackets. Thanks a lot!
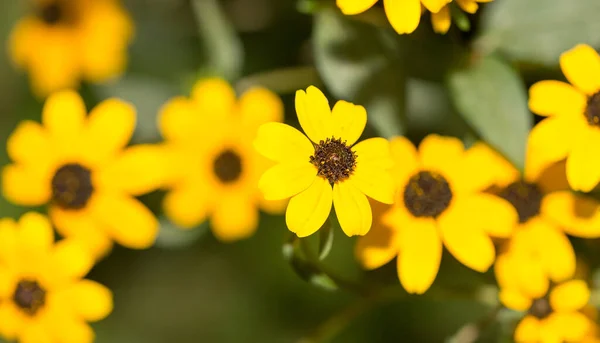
0,0,599,342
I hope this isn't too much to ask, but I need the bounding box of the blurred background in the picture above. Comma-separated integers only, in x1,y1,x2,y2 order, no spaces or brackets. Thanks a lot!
0,0,599,342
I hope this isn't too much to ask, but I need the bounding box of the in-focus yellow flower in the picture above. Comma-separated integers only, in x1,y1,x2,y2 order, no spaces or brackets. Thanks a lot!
336,0,492,34
159,79,286,241
0,212,112,343
528,44,600,192
9,0,134,97
254,86,395,237
505,280,592,343
354,136,517,294
2,90,163,257
486,145,600,311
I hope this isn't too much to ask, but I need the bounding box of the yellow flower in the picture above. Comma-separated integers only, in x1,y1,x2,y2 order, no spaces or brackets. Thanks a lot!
508,280,592,343
159,78,286,241
355,136,517,294
9,0,134,97
336,0,492,34
528,44,600,192
0,212,112,343
2,90,163,257
254,86,395,237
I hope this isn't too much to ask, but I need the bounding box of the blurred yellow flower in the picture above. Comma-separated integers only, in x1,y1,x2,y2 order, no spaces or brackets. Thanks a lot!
528,44,600,192
2,90,163,257
0,212,112,343
254,86,395,238
355,136,517,294
507,280,592,343
8,0,134,97
159,78,286,242
336,0,493,34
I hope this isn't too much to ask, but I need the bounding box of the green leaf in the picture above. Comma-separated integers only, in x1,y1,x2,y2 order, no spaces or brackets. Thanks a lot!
313,8,406,138
447,56,532,169
318,220,334,261
154,217,209,250
476,0,600,66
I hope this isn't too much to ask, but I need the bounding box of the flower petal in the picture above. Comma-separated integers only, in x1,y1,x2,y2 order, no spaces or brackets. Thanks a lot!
514,255,549,299
353,137,394,169
550,280,590,312
7,121,53,166
528,80,587,118
354,203,398,270
163,184,210,229
389,136,419,183
456,193,517,238
397,218,441,294
2,164,51,206
421,0,449,13
254,122,314,163
333,181,372,236
560,44,600,95
42,90,86,150
18,212,54,254
46,240,94,287
514,315,541,342
528,218,575,282
499,289,533,312
238,87,284,128
158,96,203,141
456,0,478,13
418,134,464,176
0,303,24,340
330,100,367,146
542,191,600,238
211,194,259,242
190,78,236,116
383,0,422,34
259,162,316,201
336,0,378,14
90,193,158,249
567,127,600,191
295,86,333,143
549,311,590,342
286,177,333,237
350,166,395,205
458,142,520,192
66,280,113,322
431,5,451,34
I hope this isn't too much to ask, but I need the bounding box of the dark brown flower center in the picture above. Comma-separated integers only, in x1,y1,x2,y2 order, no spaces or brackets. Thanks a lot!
51,163,94,210
13,280,46,316
213,149,243,183
585,91,600,127
403,171,452,218
39,1,64,25
498,181,542,223
529,297,552,319
310,137,357,184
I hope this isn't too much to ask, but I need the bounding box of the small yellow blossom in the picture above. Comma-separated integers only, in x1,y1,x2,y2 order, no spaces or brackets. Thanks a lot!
9,0,134,97
355,136,517,294
0,212,112,343
432,0,494,34
159,78,286,241
2,90,164,257
254,86,395,237
528,44,600,192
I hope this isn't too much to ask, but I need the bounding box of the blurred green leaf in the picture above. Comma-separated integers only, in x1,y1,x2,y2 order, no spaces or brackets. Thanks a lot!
448,56,532,169
318,220,334,261
313,8,406,138
476,0,600,66
154,217,209,250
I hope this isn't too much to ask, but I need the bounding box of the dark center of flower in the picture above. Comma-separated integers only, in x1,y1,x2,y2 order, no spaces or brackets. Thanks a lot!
13,280,46,316
529,297,552,319
498,181,543,223
213,149,243,183
585,92,600,127
403,171,453,218
51,163,94,210
39,1,64,25
310,137,357,184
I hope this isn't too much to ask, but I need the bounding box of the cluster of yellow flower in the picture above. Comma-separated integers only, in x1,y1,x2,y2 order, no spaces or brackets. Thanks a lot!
4,0,600,342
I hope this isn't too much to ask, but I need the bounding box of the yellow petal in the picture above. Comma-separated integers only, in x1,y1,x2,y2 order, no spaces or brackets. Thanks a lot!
330,100,367,146
499,289,533,311
439,204,495,272
514,255,549,299
494,253,516,289
0,219,19,269
90,193,158,249
353,137,394,169
8,17,38,67
295,86,333,143
456,193,517,238
418,134,464,176
560,44,600,95
238,87,284,128
550,311,590,342
95,144,168,196
542,191,600,238
528,80,587,118
456,0,478,13
2,164,51,206
0,303,24,340
46,240,94,287
421,0,450,13
83,98,136,165
350,165,395,204
336,0,378,14
7,121,53,166
397,218,441,294
46,316,94,343
286,177,333,237
534,160,570,193
163,185,210,229
158,97,202,141
528,218,575,282
515,315,541,342
0,266,15,298
258,162,316,200
550,280,590,312
67,280,113,322
18,212,54,254
254,122,314,163
389,136,419,183
431,5,451,34
526,116,585,182
42,90,86,144
567,127,600,192
211,194,259,242
383,0,422,34
333,181,372,236
354,208,399,270
458,142,520,192
190,78,236,116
